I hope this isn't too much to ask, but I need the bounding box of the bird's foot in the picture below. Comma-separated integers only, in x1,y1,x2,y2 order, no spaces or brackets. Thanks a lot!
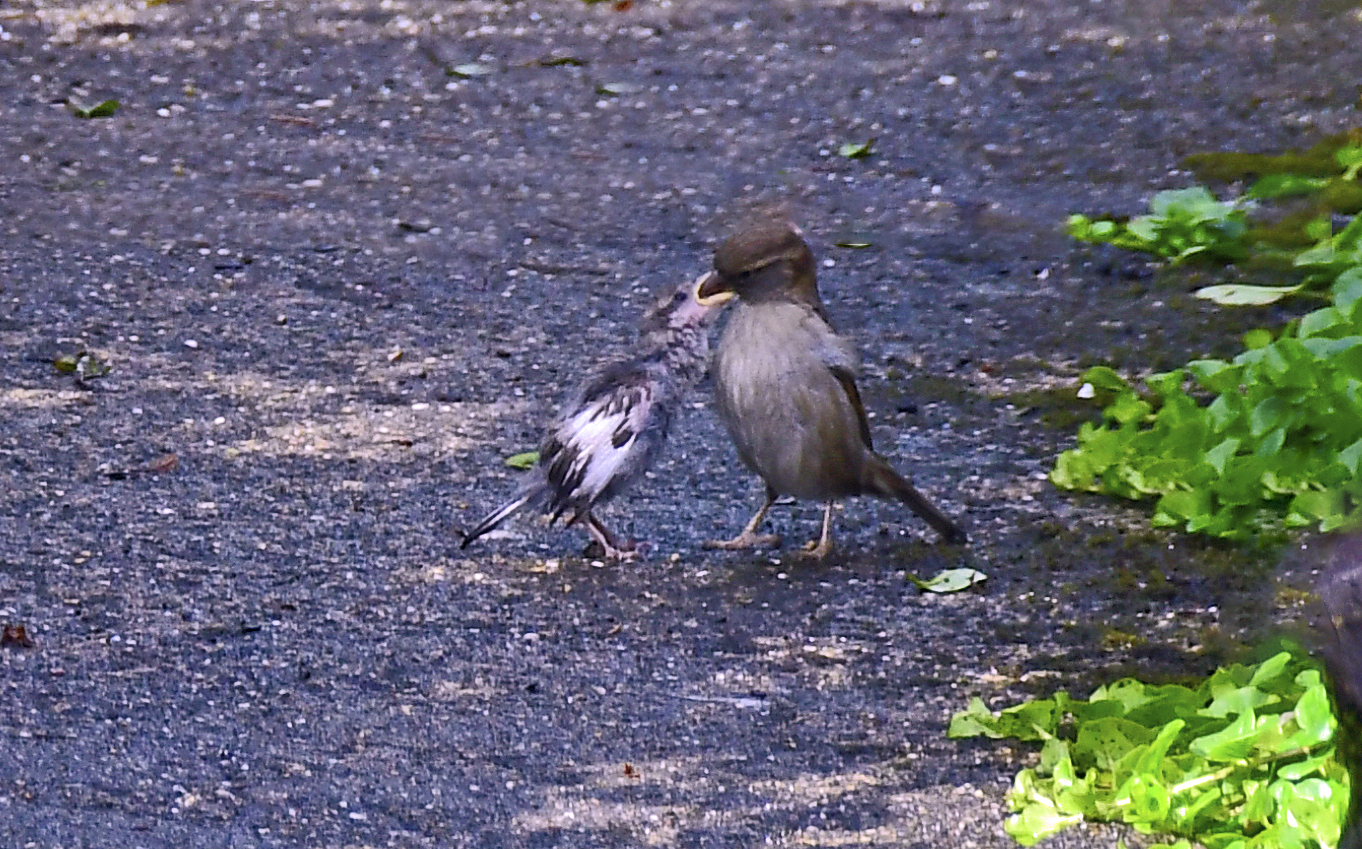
582,512,646,561
800,537,834,560
704,532,781,551
584,537,645,562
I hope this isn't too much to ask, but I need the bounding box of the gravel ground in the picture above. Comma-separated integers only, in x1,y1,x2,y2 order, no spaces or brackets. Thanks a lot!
2,0,1361,846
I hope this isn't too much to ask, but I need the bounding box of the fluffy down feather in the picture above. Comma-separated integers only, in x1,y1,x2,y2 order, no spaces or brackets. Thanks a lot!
461,273,730,558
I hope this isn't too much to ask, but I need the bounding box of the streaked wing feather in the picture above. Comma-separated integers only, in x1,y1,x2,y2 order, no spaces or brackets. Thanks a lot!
543,373,659,522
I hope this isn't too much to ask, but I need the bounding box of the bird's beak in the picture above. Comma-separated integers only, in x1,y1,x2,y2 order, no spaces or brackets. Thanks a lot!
694,271,735,306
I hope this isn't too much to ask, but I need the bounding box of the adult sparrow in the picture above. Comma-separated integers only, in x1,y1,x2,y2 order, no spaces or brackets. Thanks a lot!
696,220,966,557
462,273,733,559
1316,542,1362,849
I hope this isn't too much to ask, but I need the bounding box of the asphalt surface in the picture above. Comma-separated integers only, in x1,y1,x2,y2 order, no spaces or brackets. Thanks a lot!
3,0,1361,846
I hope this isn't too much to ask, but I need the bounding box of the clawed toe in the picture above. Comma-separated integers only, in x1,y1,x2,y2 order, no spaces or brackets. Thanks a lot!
584,537,643,562
800,538,834,559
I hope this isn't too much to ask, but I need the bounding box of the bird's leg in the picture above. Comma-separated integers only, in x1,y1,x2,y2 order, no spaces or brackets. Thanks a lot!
706,487,782,550
801,500,837,559
584,512,640,561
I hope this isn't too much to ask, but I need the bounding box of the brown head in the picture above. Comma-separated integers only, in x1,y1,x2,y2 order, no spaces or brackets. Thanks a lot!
696,220,821,310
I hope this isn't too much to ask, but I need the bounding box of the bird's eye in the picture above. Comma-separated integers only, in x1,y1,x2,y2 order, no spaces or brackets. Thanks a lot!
672,290,688,303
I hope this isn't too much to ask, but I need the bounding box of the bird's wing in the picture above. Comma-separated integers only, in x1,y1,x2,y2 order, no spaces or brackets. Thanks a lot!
831,367,875,450
541,364,663,523
804,310,875,450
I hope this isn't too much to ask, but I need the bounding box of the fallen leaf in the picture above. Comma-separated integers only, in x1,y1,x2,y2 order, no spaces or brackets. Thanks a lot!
146,453,179,474
909,568,987,594
838,138,876,159
2,624,35,649
596,82,643,96
537,56,587,67
69,99,120,119
448,63,494,78
1193,283,1301,306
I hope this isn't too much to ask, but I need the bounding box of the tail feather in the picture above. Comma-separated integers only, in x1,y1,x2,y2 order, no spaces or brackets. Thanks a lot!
461,483,547,548
864,455,967,544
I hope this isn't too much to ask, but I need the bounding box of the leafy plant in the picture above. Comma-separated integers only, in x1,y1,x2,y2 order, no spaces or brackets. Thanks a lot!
950,651,1349,848
1067,187,1249,263
1053,143,1362,537
1069,144,1362,306
1051,269,1362,538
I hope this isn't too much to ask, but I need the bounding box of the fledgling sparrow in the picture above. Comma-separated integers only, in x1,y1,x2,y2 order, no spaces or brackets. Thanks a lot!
696,220,966,558
461,273,734,559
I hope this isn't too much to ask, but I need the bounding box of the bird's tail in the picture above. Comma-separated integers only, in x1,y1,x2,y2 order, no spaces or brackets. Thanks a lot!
864,455,967,544
461,483,547,549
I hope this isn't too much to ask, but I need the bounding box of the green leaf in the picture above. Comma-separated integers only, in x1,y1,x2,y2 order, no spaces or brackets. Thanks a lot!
1072,717,1156,771
1247,651,1292,688
1243,328,1275,349
1189,709,1260,761
1199,684,1274,719
596,81,644,95
1338,437,1362,474
448,63,494,78
1298,306,1344,338
1151,187,1220,219
838,138,876,159
1194,283,1301,306
1133,717,1186,774
1249,397,1286,437
1107,392,1152,425
536,56,587,67
1080,366,1132,392
948,697,1000,738
1203,438,1240,475
1005,799,1083,847
909,567,987,593
1338,145,1362,180
1124,773,1172,823
1188,359,1241,394
1145,369,1186,397
69,98,120,119
504,451,539,469
1333,266,1362,316
1276,749,1336,781
1246,173,1329,199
